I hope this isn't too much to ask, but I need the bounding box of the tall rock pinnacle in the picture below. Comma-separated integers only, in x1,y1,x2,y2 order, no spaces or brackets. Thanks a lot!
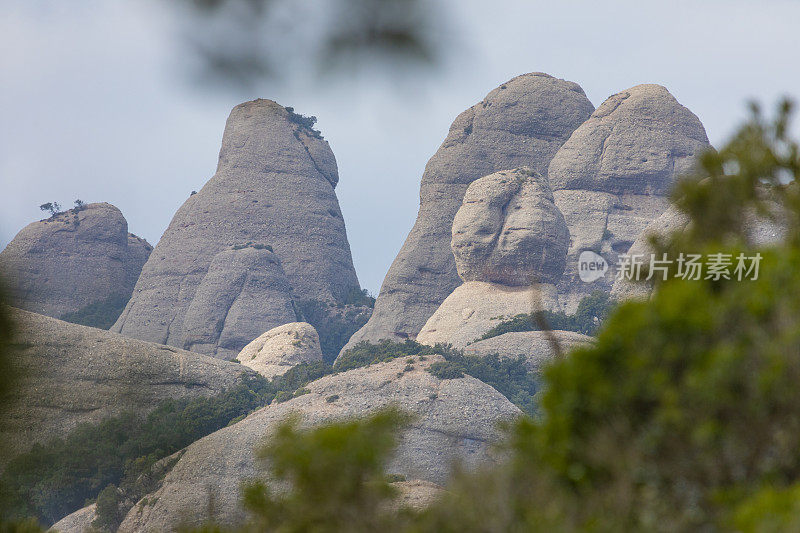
112,99,361,359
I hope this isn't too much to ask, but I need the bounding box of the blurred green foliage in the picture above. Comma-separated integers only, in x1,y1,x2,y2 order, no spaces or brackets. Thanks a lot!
239,408,412,532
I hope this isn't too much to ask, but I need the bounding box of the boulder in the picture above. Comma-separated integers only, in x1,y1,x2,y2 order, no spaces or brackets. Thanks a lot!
0,203,151,321
451,167,569,286
235,322,323,378
463,330,594,370
49,503,96,533
112,99,361,357
118,356,520,532
1,308,252,461
345,73,594,349
416,281,560,349
180,247,297,359
547,84,710,311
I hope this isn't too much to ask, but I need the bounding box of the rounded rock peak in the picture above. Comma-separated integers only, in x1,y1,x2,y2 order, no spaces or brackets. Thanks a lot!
473,72,595,140
451,167,569,286
548,83,710,196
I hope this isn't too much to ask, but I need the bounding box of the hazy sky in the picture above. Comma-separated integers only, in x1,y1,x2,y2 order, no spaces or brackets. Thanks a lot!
2,0,799,293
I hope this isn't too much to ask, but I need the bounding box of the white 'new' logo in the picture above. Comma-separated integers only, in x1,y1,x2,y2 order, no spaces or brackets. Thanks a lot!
578,250,608,282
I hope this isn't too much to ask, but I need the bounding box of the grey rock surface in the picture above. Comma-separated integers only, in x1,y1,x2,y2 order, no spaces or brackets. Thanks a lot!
235,322,323,378
463,330,594,370
49,503,96,533
113,99,360,356
548,84,710,311
416,281,560,349
1,308,252,461
345,73,594,350
451,167,568,286
119,355,520,532
0,203,151,320
181,247,297,359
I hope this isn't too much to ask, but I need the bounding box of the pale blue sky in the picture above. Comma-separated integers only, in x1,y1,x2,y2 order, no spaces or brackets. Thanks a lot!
2,0,799,293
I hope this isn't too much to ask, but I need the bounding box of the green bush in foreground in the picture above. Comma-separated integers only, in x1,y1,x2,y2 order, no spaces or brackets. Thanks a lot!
240,408,411,532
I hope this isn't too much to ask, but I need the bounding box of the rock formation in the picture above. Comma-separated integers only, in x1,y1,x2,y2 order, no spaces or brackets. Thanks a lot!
416,282,561,349
1,308,252,461
112,100,361,358
417,167,569,348
345,73,594,350
235,322,323,378
0,203,151,322
451,167,568,286
50,503,96,533
547,84,710,310
180,247,297,359
118,355,520,531
463,330,594,370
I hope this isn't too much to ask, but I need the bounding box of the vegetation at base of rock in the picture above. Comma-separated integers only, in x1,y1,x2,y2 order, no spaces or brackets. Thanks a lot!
59,293,131,329
0,362,332,526
333,339,447,372
428,353,540,416
343,287,376,308
337,340,540,415
295,299,371,364
92,484,124,532
478,290,614,340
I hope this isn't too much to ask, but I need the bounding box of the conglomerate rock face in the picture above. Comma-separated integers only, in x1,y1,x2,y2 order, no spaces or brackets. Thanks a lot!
0,202,151,321
346,73,594,349
118,356,520,532
0,308,251,462
112,99,361,357
547,84,710,310
451,167,569,286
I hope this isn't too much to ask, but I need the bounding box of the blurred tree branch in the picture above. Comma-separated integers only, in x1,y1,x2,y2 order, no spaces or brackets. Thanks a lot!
172,0,450,88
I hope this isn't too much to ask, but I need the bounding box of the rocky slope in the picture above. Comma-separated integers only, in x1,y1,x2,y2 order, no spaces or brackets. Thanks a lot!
235,322,323,378
112,100,361,358
0,203,151,322
548,84,710,310
345,73,594,349
1,308,251,461
118,356,520,532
